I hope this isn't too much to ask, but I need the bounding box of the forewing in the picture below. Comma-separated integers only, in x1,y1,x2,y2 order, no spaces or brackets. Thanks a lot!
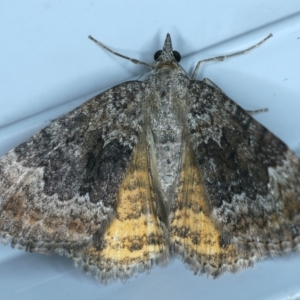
0,81,145,254
171,80,300,276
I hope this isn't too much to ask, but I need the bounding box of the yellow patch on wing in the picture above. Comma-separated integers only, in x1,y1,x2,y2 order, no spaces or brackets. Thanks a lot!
170,145,236,272
84,136,167,277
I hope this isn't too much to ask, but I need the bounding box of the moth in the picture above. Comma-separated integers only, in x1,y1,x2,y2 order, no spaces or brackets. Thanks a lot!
0,34,300,283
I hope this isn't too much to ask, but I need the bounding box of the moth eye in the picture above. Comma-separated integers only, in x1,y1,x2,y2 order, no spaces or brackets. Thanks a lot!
173,51,181,62
154,50,181,62
154,50,162,61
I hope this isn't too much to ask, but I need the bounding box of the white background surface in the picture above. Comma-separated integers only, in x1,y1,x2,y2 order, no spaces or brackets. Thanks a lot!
1,1,300,299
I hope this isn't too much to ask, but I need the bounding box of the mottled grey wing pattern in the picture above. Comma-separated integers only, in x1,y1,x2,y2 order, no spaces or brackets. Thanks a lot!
187,80,300,259
0,81,144,254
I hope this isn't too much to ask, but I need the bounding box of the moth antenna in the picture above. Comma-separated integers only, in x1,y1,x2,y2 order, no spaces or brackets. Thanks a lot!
192,33,273,79
88,35,153,69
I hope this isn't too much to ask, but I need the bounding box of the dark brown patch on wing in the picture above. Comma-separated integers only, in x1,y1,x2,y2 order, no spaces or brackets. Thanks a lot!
77,134,168,282
0,81,145,253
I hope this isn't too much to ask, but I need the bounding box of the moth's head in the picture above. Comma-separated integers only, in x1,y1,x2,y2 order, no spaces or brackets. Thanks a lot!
154,34,181,67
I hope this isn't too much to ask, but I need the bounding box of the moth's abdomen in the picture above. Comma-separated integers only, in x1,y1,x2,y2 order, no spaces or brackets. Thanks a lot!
150,93,184,201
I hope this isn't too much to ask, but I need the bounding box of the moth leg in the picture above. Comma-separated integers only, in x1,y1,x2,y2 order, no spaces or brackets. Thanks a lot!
203,77,224,92
191,34,273,79
136,69,150,80
203,77,268,115
246,108,268,115
88,35,153,69
202,77,234,99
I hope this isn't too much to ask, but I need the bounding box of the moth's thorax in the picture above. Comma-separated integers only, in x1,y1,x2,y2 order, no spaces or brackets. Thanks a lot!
155,61,179,70
147,67,189,200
